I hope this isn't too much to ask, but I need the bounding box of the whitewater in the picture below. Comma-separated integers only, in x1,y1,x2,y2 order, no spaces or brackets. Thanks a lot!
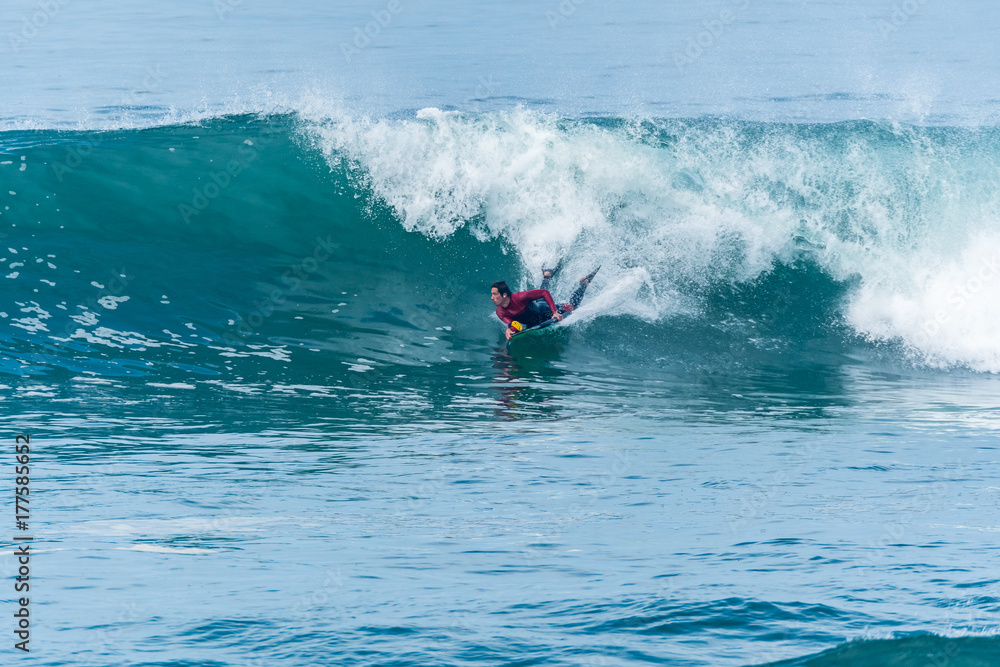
2,1,1000,665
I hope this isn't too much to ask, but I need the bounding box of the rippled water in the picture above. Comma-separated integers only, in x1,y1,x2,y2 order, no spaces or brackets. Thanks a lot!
4,2,1000,665
6,354,996,665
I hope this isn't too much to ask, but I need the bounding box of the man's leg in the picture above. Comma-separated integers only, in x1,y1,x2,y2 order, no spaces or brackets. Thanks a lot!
565,268,599,310
559,271,597,312
567,281,589,309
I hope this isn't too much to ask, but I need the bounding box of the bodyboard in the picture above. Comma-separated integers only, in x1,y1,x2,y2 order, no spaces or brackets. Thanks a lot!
507,311,573,344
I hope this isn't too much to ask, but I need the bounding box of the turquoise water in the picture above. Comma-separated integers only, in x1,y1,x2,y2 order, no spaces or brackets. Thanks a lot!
3,2,1000,665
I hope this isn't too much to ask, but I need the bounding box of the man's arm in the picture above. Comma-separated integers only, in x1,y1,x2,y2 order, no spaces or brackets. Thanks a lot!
496,308,517,340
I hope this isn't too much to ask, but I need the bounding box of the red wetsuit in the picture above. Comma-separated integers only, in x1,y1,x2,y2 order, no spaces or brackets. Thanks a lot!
495,289,558,328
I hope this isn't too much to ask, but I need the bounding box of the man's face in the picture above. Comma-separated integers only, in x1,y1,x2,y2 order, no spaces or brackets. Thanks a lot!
491,287,505,306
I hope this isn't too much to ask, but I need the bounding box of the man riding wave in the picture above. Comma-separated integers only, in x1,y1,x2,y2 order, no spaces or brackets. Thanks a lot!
491,266,599,340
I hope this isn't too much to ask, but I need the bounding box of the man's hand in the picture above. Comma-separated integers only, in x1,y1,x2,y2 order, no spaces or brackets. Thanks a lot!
506,327,514,340
552,312,563,321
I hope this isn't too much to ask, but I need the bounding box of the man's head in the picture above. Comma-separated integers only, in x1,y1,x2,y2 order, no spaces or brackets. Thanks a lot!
491,281,511,306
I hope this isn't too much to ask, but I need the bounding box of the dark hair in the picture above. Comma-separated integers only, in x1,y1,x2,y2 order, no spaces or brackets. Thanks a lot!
491,281,511,297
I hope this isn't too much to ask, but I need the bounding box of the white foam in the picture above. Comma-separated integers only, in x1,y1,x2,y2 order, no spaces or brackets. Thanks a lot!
305,108,796,320
303,107,1000,371
847,233,1000,371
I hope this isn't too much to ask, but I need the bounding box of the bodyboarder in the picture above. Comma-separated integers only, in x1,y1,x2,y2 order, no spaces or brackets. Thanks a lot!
491,266,599,340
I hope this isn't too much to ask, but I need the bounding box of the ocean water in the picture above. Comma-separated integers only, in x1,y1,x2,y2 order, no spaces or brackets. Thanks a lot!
2,2,1000,666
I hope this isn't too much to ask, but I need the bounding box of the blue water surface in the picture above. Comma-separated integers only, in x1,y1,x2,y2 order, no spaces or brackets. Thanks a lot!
2,0,999,126
2,2,1000,666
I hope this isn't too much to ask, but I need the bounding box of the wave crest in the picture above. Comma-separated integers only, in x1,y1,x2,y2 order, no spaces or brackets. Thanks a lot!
305,108,1000,370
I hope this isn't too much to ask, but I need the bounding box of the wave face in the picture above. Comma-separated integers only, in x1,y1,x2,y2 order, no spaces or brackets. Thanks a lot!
2,110,1000,390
